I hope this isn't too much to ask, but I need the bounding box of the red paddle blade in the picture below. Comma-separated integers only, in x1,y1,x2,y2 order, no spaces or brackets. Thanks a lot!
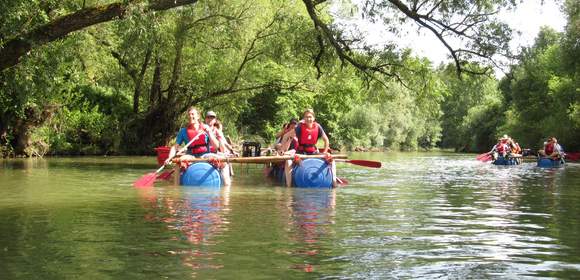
565,152,580,161
133,172,157,188
157,170,174,180
476,153,492,162
347,160,381,168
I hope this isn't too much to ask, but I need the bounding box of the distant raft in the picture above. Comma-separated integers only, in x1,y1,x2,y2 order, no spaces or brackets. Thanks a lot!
537,158,565,168
492,156,521,166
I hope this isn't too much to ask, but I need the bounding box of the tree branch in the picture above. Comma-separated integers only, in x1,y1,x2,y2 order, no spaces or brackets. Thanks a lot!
303,0,407,85
0,0,198,71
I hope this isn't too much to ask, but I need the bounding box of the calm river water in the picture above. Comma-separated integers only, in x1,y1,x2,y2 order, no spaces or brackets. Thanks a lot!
1,152,579,279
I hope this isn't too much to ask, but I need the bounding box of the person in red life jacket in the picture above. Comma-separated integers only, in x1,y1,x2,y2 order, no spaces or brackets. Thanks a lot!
166,107,219,164
489,135,510,160
280,109,337,188
274,118,298,155
538,137,565,159
507,137,522,155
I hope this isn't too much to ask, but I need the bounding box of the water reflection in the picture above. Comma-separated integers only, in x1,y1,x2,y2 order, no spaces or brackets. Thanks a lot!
285,188,336,272
336,155,580,278
2,155,580,278
136,185,230,272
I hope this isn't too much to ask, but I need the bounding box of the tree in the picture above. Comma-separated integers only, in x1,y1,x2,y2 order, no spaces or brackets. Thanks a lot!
300,0,516,79
0,0,198,72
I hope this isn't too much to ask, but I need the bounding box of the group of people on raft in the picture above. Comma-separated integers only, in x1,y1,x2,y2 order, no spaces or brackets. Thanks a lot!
165,107,236,186
488,134,565,162
489,135,522,161
538,137,565,159
166,107,337,187
276,109,336,188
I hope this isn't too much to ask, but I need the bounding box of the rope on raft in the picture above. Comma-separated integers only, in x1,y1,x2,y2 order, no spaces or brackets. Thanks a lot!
208,157,226,169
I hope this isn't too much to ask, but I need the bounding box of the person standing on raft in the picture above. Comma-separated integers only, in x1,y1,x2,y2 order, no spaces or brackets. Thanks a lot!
280,109,337,188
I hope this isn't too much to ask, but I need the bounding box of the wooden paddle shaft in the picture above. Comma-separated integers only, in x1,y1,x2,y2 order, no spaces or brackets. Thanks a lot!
173,154,348,164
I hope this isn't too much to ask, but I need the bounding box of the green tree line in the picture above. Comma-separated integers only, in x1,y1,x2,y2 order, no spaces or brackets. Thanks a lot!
1,0,578,157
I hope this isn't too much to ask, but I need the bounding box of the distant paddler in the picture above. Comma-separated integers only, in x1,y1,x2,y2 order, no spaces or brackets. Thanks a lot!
538,136,565,159
280,109,337,188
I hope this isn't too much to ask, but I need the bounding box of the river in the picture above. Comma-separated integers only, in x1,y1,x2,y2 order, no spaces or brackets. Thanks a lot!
1,152,579,279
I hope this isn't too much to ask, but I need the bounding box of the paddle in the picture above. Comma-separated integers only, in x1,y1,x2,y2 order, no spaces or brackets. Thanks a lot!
173,155,378,168
133,130,206,187
336,159,381,168
156,170,174,180
476,152,492,162
565,152,580,162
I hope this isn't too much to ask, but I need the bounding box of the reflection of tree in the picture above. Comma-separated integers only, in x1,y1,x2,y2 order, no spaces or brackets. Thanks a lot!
136,185,230,272
514,168,580,265
286,189,336,272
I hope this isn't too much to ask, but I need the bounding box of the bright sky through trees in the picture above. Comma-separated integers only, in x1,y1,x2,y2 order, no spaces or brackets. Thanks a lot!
335,0,566,68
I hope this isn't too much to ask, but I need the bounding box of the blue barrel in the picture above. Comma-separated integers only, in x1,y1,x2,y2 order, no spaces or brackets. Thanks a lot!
180,162,222,187
292,158,333,188
492,157,519,165
537,158,564,168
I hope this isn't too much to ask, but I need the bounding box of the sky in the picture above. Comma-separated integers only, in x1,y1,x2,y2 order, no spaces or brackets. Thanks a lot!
335,0,567,67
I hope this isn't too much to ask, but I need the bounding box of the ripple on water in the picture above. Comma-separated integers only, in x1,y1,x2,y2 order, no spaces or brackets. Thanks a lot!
331,153,580,278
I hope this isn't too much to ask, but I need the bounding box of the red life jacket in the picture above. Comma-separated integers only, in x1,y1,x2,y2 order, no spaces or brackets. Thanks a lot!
545,143,554,155
297,122,319,154
186,124,209,154
495,143,505,153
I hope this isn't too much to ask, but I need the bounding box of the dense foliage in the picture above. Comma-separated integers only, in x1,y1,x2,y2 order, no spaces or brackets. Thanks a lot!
1,0,578,157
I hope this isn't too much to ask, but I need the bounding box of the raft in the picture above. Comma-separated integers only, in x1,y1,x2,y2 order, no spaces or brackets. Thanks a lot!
537,158,564,168
492,156,521,165
171,153,346,188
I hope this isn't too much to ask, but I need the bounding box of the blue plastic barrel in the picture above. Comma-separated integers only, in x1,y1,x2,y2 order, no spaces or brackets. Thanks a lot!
492,157,519,165
292,158,333,188
181,162,222,187
537,158,564,168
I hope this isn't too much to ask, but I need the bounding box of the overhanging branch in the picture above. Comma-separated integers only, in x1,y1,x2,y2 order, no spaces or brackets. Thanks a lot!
0,0,198,71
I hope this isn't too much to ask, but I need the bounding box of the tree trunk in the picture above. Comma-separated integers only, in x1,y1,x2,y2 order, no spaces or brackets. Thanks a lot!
133,47,152,113
150,54,162,106
10,105,58,156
